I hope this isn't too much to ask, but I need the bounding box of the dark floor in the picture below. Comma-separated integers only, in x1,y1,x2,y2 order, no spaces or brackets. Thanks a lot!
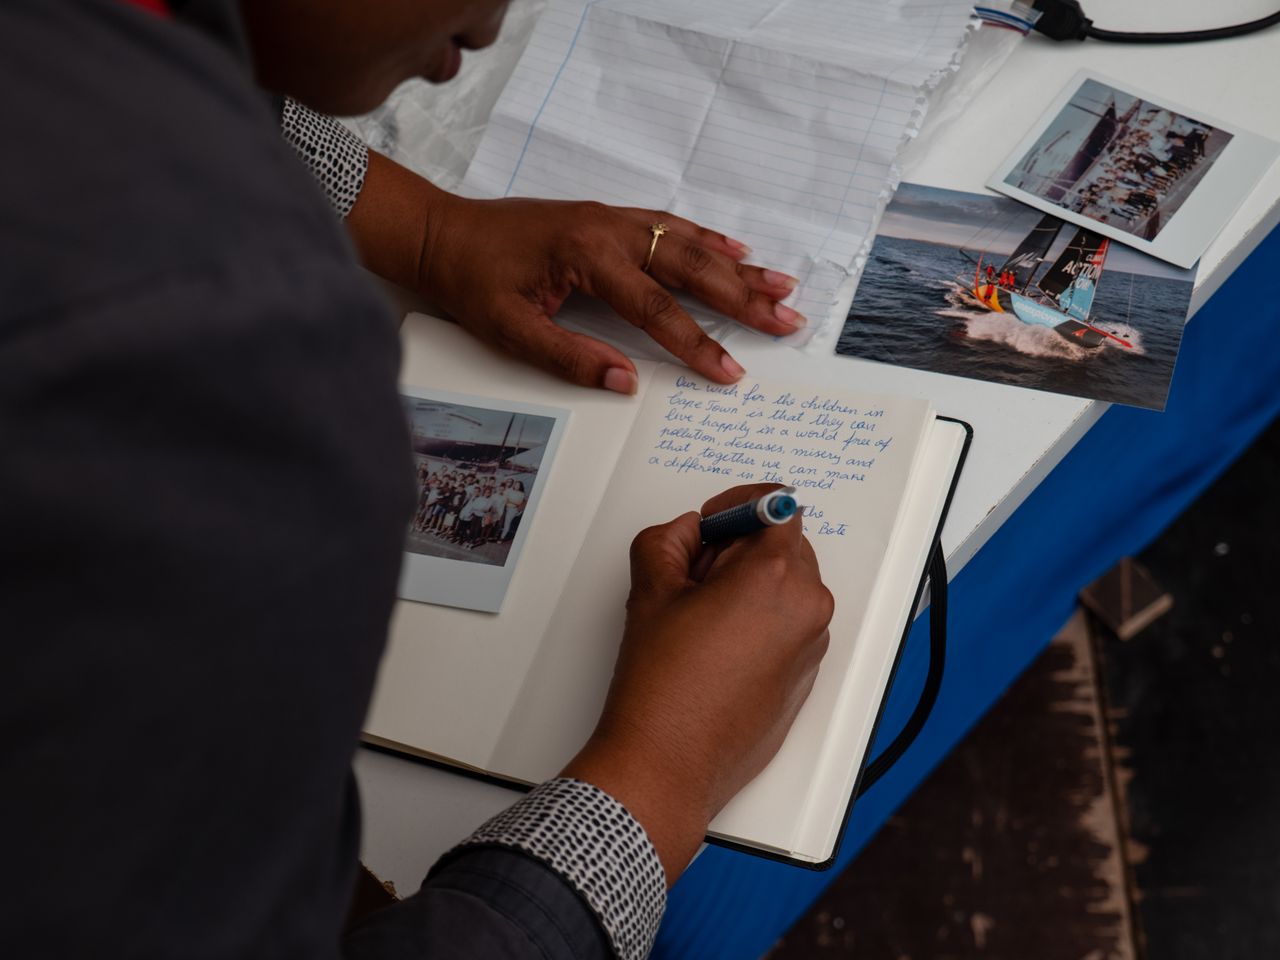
1104,414,1280,960
769,415,1280,959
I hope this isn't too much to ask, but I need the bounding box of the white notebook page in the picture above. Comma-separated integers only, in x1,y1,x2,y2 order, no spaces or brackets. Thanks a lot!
365,314,657,766
462,0,975,343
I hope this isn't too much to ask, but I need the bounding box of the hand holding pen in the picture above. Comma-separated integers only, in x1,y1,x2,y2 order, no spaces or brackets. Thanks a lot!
699,486,798,543
564,482,833,883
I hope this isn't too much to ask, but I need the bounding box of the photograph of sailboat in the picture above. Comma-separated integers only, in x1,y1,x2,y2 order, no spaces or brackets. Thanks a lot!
965,214,1131,350
837,183,1196,411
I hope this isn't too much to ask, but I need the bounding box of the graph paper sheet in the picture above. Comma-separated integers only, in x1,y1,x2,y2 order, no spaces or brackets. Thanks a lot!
461,0,976,352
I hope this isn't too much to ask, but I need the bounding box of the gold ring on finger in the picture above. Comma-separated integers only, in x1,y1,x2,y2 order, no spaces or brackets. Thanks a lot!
643,222,668,273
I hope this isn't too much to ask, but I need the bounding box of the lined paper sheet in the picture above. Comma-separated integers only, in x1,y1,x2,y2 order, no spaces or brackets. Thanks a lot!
462,0,976,351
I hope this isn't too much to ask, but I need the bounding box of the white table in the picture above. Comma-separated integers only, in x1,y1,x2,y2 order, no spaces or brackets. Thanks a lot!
357,0,1280,895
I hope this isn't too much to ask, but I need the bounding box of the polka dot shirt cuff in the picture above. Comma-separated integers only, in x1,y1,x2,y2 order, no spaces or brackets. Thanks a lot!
279,97,368,219
453,778,667,960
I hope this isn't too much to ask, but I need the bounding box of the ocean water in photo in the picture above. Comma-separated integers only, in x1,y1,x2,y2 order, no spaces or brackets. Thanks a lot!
837,235,1191,410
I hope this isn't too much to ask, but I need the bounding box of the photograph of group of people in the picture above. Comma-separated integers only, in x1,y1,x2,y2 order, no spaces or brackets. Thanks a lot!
395,390,566,614
400,396,558,570
410,464,528,564
1003,77,1232,242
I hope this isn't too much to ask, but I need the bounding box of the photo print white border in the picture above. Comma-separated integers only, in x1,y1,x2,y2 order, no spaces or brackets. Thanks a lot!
988,70,1280,269
397,385,570,614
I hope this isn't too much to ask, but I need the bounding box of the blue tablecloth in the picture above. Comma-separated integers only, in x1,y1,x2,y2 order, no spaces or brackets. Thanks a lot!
655,223,1280,959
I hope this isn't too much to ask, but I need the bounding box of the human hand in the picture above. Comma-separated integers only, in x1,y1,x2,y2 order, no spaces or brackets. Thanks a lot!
561,484,834,884
418,193,805,393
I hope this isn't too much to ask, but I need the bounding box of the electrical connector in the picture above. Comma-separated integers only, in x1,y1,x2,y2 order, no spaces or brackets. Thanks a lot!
1029,0,1092,41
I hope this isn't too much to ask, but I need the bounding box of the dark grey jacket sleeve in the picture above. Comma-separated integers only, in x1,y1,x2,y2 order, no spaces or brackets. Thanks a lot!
344,848,612,959
7,4,657,959
344,779,668,960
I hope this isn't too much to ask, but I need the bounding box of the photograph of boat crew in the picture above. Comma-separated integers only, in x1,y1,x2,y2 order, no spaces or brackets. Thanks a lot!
989,70,1279,269
837,182,1195,411
1002,77,1230,243
395,390,568,613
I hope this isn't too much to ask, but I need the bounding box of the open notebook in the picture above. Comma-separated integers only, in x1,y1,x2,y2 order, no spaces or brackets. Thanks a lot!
365,313,969,867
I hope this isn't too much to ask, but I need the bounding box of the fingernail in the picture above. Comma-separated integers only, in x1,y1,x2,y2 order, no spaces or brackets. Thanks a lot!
774,302,807,328
603,367,638,395
720,354,746,380
725,236,753,257
763,270,799,291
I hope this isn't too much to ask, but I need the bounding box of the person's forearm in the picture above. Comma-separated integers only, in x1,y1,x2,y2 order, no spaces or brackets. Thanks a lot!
344,149,453,294
277,99,449,294
562,730,712,889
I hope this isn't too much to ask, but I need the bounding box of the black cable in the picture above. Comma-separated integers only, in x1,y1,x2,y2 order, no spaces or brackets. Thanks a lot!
1031,0,1280,43
1088,9,1280,43
857,541,947,797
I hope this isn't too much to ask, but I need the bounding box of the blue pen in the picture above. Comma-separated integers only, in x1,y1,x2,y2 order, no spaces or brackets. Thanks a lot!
699,487,799,543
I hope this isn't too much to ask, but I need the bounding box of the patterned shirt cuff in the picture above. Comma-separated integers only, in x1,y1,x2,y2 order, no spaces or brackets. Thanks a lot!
279,97,369,219
452,778,667,960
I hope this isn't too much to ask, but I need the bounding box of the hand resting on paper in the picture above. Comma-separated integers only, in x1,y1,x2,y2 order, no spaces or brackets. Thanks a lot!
347,151,805,394
561,484,835,885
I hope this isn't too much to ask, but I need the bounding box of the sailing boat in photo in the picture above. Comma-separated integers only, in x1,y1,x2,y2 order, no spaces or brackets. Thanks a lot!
962,213,1133,350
